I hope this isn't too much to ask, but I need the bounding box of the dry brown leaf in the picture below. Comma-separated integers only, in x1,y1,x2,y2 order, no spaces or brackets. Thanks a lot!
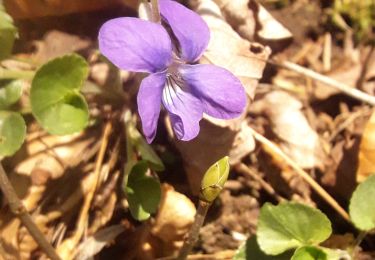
32,30,91,64
211,0,256,41
76,225,125,260
138,184,196,258
253,90,325,169
315,47,375,99
4,0,138,18
357,109,375,182
257,4,293,43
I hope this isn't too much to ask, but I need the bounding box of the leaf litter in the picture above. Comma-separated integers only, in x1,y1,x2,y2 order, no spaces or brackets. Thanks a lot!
1,0,375,259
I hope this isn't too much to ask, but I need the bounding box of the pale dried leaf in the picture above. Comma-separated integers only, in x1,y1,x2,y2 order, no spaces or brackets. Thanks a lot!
211,0,256,41
151,184,196,243
255,90,325,168
357,109,375,182
32,30,91,63
257,4,293,42
76,225,125,260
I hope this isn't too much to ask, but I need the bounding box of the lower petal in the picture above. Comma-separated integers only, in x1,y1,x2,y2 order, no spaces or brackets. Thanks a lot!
179,64,247,119
137,72,166,143
162,84,203,141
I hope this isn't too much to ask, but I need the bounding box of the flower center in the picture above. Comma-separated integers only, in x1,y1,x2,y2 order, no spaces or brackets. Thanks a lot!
163,62,185,107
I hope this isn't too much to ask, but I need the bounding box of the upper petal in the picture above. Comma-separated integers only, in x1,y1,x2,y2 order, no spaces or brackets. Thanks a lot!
179,64,247,119
159,0,210,63
162,81,203,141
137,72,166,143
99,17,172,73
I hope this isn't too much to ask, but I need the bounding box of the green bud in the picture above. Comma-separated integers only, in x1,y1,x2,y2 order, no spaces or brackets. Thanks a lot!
200,156,230,203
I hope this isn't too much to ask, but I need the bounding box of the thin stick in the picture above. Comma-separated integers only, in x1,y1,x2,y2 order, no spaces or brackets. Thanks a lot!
150,0,161,23
272,59,375,106
177,200,210,260
0,163,61,260
248,127,351,222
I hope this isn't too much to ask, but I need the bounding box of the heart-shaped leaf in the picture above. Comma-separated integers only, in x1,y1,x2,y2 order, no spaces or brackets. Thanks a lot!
234,236,292,260
350,175,375,231
0,5,17,60
257,202,332,255
125,161,161,221
0,111,26,156
31,54,89,135
0,80,23,109
291,246,327,260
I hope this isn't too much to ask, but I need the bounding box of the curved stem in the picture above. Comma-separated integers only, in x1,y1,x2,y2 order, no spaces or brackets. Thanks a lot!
151,0,161,23
0,163,61,260
177,200,210,260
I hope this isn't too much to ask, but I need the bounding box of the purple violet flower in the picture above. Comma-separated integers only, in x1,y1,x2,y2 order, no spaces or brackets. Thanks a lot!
98,0,247,143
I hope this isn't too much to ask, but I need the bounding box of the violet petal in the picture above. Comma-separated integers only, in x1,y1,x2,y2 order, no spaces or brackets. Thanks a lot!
161,82,203,141
179,64,247,119
137,72,166,143
159,0,210,63
99,17,172,73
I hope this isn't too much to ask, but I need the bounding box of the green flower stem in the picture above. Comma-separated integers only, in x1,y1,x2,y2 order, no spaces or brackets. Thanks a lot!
151,0,161,23
177,200,211,260
0,68,35,80
0,163,61,260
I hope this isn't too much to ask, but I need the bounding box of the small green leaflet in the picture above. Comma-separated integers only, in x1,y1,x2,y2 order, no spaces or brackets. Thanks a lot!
0,4,17,60
0,111,26,156
257,202,332,255
30,54,89,135
349,175,375,231
0,80,23,109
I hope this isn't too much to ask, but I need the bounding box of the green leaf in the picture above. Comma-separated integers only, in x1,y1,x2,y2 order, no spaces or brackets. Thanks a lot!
30,54,89,135
0,80,23,109
291,246,327,260
200,156,229,203
257,202,332,255
234,236,292,260
349,175,375,231
0,5,17,60
125,160,161,221
0,111,26,156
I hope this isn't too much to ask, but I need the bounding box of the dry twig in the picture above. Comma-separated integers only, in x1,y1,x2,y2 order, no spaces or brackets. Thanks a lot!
248,127,351,222
0,163,61,260
273,60,375,106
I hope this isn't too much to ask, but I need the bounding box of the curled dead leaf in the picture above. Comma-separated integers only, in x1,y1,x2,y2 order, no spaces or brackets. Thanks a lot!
253,90,325,169
138,184,196,258
357,109,375,182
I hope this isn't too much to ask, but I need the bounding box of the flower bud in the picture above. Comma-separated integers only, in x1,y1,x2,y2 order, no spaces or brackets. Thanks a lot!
199,156,230,203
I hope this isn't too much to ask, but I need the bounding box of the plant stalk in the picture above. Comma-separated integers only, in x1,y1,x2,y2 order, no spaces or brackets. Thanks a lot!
177,200,210,260
150,0,161,23
0,163,61,260
0,68,35,80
